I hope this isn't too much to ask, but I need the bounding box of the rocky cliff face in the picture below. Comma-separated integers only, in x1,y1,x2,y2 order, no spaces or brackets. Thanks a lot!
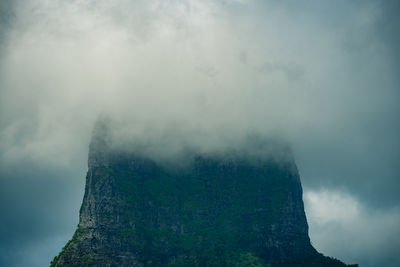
51,123,356,266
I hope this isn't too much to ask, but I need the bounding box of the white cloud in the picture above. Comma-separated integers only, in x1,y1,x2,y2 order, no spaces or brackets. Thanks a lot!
304,190,359,224
304,189,400,267
1,0,392,167
0,1,399,265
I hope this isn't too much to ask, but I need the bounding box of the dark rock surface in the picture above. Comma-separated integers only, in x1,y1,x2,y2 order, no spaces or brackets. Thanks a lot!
51,123,357,266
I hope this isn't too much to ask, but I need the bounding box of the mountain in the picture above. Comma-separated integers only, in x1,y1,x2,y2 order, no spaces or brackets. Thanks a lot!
51,122,357,266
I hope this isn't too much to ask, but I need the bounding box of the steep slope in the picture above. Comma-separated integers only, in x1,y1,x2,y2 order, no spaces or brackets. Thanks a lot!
51,124,356,266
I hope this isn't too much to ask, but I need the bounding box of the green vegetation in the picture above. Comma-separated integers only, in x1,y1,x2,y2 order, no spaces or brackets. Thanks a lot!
83,157,307,266
50,226,88,267
51,154,353,266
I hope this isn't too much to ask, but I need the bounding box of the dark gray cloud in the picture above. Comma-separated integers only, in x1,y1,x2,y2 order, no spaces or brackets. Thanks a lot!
0,164,85,266
0,0,17,52
0,0,399,266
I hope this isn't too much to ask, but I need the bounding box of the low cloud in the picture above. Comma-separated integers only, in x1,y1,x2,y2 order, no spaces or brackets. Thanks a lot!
0,0,399,266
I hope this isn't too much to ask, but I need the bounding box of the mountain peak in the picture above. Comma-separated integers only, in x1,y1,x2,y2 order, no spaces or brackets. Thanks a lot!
51,122,356,266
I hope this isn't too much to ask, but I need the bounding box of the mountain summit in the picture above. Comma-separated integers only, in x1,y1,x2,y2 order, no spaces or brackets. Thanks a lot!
51,122,356,266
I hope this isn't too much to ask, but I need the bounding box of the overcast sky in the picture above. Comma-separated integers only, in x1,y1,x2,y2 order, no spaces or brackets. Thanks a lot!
0,0,399,266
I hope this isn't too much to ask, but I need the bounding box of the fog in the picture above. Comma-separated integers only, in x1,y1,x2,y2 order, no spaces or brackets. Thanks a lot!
0,0,399,266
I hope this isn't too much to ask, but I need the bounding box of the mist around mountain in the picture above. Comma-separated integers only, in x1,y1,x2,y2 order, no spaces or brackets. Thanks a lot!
0,1,399,266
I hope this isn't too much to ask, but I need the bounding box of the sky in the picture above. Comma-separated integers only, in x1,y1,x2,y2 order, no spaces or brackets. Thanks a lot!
0,0,399,266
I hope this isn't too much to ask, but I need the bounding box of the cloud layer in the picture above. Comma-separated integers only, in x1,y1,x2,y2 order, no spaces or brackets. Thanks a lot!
0,0,399,266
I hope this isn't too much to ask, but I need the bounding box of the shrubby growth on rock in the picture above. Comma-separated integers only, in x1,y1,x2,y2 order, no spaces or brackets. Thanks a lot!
51,122,356,267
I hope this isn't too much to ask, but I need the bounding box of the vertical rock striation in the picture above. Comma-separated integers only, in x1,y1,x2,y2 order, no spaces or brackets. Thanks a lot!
51,123,356,266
